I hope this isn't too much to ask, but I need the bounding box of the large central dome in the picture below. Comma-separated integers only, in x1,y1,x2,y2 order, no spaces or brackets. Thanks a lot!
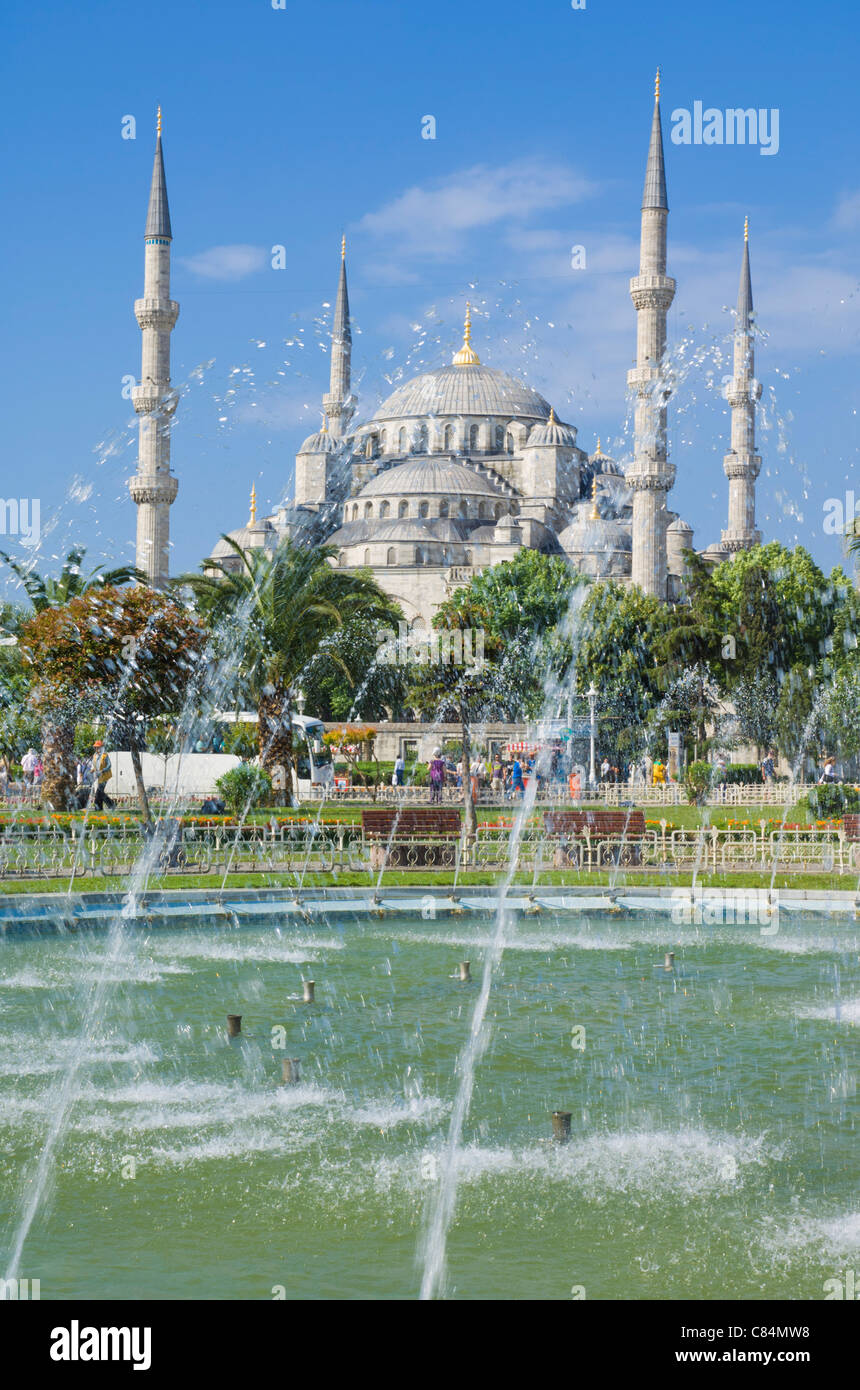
374,363,552,422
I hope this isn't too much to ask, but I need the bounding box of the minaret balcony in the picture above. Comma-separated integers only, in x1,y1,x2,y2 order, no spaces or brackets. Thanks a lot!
131,385,179,415
129,473,179,506
629,274,675,311
723,453,761,479
134,298,179,331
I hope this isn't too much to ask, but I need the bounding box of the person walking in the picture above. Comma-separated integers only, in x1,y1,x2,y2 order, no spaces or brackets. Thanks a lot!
761,750,776,784
394,753,406,787
511,756,524,799
715,754,728,801
818,757,838,785
21,747,38,788
491,756,503,799
92,740,115,810
428,748,445,804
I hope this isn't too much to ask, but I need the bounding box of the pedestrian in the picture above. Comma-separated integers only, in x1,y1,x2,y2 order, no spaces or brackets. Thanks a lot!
491,756,503,798
92,739,115,810
394,752,405,787
761,749,776,784
600,757,610,783
21,747,38,787
818,757,837,785
715,754,728,800
428,748,445,804
511,756,524,799
0,755,9,799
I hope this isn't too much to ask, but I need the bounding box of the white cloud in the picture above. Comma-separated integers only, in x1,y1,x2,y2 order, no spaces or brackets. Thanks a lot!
358,158,597,257
833,190,860,232
180,244,268,281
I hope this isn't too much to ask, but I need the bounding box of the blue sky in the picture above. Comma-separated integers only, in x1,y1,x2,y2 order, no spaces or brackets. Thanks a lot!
3,0,859,589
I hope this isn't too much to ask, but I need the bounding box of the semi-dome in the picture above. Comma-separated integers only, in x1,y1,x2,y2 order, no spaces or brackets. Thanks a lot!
298,427,335,453
527,408,577,448
372,364,552,423
357,458,507,499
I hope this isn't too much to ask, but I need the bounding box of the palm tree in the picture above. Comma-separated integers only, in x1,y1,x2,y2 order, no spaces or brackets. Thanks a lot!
0,547,144,808
0,546,143,611
177,538,397,796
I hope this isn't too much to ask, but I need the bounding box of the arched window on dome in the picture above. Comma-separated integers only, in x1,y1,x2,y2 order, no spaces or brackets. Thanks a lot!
443,424,455,452
415,547,425,566
398,427,407,454
478,502,487,519
468,424,479,452
379,429,387,453
415,423,428,454
464,550,473,566
363,549,371,567
386,547,396,566
398,500,408,519
419,500,429,519
365,434,377,459
495,425,505,452
439,499,449,519
494,502,503,519
364,502,373,519
458,499,469,518
380,501,390,519
352,504,359,521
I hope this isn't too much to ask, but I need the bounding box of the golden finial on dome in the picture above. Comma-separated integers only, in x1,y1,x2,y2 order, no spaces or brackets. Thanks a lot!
655,68,661,101
744,214,749,242
452,301,481,366
590,473,600,522
249,483,257,525
548,406,556,425
596,436,602,455
157,105,162,138
341,234,346,261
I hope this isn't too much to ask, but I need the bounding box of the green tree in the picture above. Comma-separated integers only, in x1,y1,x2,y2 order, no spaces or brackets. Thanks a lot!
177,538,397,791
0,548,143,803
19,586,204,818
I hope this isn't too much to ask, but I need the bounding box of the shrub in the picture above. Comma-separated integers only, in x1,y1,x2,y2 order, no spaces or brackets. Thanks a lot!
800,784,860,819
684,761,712,806
724,763,763,786
215,763,272,814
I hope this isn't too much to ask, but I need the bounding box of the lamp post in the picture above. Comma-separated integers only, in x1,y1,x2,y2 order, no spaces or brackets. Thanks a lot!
295,688,306,717
587,682,598,788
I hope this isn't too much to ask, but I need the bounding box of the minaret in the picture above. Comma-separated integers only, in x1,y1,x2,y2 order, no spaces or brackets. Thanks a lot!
720,217,762,550
627,70,676,598
129,108,179,587
322,236,354,438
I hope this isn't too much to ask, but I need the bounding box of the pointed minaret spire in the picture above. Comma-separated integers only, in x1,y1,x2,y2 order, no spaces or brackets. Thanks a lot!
129,109,179,586
642,68,668,211
144,107,172,240
627,72,676,598
720,218,762,552
323,237,353,438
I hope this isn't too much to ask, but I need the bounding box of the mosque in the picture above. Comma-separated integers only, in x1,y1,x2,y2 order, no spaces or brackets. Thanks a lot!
128,77,762,624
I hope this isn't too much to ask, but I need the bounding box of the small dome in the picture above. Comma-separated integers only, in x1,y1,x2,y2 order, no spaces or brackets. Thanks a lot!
299,427,335,453
668,517,694,534
527,409,577,448
357,458,507,499
558,509,632,554
209,517,278,561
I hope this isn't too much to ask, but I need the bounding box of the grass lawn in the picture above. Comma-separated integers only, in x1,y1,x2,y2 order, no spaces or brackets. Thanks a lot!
0,867,848,895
